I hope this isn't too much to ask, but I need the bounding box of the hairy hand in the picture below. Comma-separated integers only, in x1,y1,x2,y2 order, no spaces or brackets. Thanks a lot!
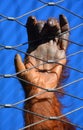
15,15,69,93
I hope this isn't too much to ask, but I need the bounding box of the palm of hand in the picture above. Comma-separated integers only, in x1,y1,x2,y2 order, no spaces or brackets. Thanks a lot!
15,15,69,92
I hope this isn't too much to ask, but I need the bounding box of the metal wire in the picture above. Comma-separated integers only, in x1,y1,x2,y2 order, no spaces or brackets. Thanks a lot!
0,103,83,129
0,0,64,27
38,0,83,20
0,0,83,130
0,49,83,79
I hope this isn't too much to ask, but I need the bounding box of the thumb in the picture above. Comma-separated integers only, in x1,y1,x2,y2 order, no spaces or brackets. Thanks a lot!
14,54,25,75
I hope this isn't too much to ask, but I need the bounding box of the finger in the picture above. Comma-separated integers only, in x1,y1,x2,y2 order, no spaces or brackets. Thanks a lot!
58,15,69,50
26,16,37,27
59,14,69,32
14,54,25,74
26,16,37,42
46,18,61,36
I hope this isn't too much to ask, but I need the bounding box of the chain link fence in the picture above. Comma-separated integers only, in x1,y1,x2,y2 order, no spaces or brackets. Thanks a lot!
0,0,83,130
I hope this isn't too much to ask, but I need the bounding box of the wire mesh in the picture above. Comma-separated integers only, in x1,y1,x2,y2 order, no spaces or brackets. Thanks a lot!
0,0,83,130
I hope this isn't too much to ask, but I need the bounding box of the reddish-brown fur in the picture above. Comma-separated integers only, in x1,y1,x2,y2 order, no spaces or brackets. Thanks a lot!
15,15,76,130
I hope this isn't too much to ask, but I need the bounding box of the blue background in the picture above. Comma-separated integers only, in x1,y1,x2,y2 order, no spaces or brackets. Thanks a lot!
0,0,83,130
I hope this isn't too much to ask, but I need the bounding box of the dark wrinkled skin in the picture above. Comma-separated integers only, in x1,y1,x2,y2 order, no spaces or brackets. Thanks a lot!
15,15,76,130
25,15,69,72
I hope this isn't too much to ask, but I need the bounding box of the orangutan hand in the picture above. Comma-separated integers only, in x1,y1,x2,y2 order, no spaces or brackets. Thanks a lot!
14,15,69,94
